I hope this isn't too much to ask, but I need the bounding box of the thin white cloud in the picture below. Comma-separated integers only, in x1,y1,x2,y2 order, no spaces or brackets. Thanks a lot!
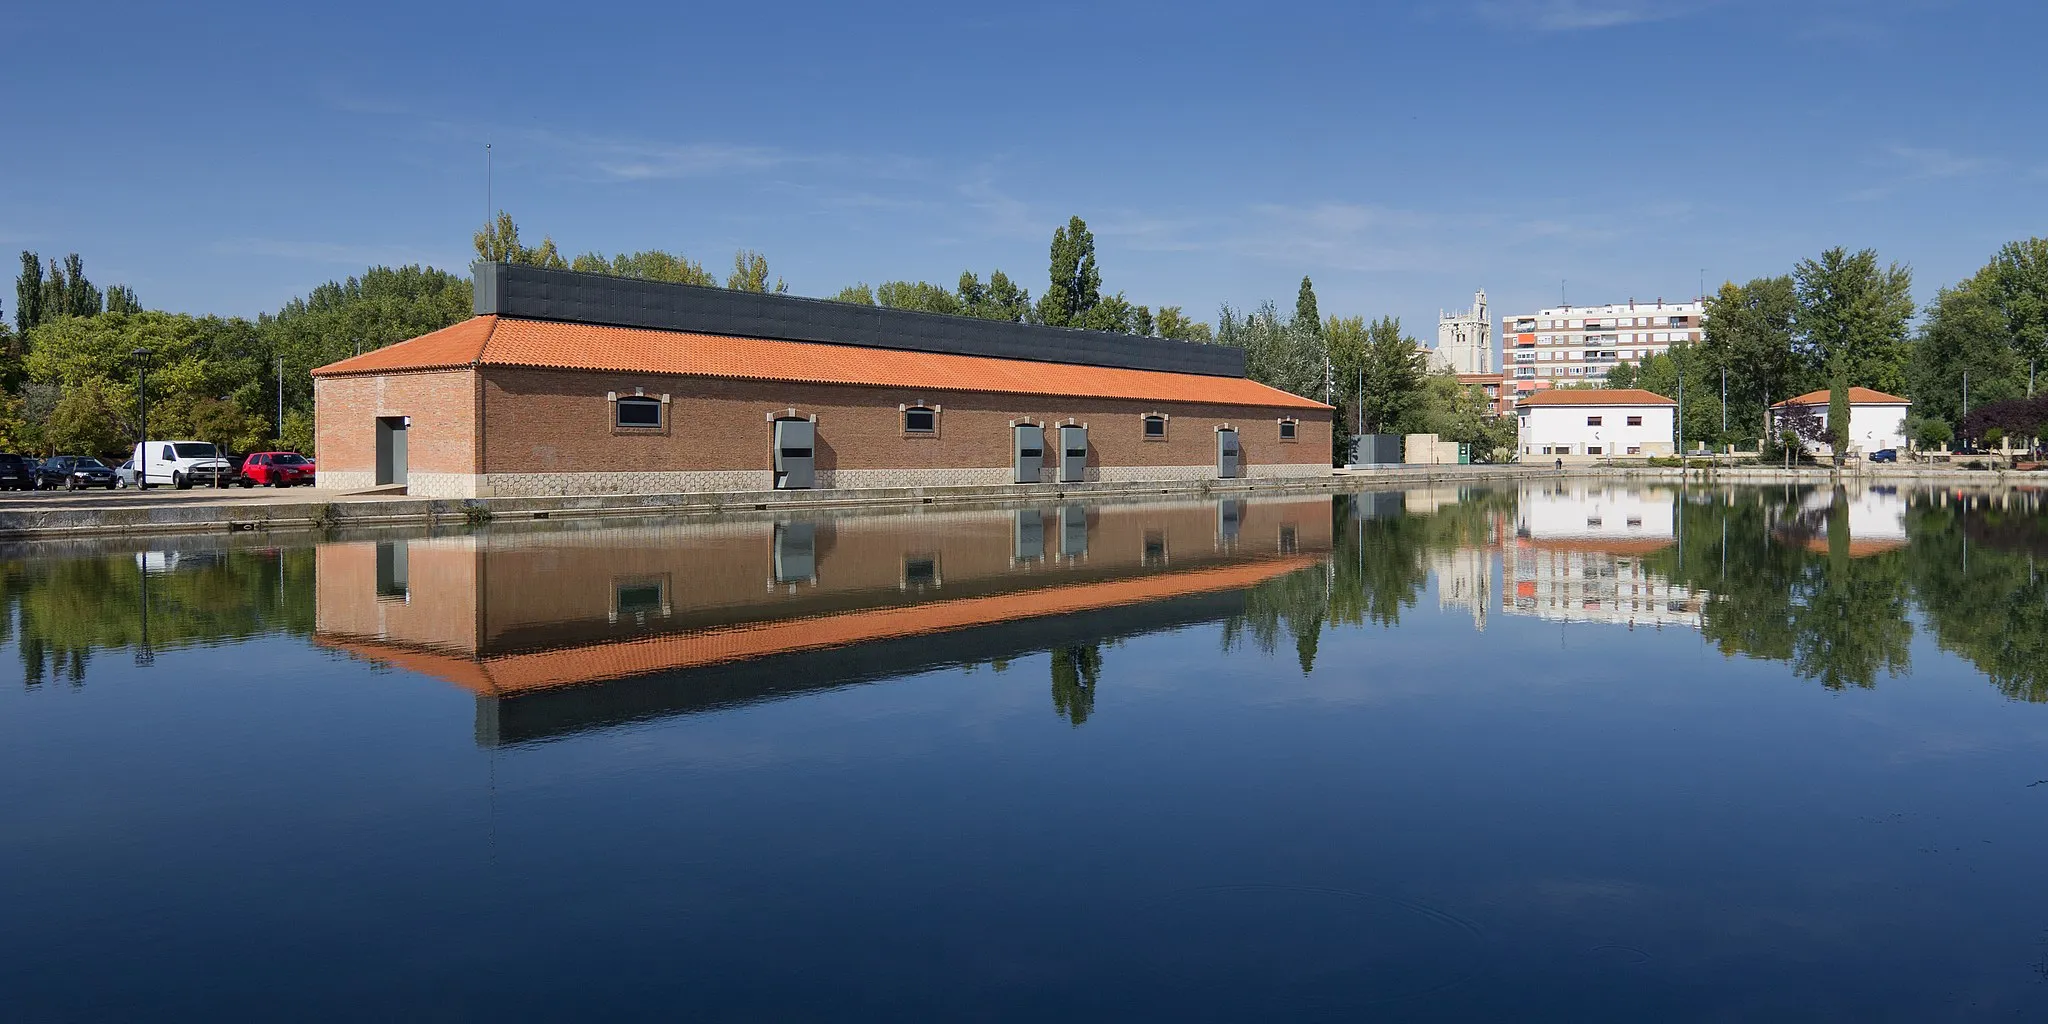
1471,0,1714,31
1843,144,1997,202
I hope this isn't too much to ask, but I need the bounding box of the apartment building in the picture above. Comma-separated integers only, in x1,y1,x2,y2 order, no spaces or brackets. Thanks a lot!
1501,298,1706,396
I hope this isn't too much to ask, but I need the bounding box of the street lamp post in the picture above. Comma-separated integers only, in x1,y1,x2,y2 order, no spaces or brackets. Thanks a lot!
132,348,152,490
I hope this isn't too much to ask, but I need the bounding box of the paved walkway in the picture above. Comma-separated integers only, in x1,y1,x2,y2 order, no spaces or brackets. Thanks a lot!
0,487,395,513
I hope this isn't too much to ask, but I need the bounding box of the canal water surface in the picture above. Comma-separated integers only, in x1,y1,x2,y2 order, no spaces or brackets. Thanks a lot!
3,484,2047,1020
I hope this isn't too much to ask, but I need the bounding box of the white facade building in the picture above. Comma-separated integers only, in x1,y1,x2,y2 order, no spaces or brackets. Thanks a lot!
1770,388,1910,457
1433,289,1493,375
1501,297,1705,397
1516,389,1677,461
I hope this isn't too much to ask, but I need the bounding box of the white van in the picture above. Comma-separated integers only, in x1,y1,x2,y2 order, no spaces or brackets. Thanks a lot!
132,440,236,489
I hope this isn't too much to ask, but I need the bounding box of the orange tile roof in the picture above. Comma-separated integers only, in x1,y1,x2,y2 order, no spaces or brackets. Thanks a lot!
313,316,1329,410
314,315,497,374
1772,387,1910,408
1515,388,1676,408
317,555,1321,695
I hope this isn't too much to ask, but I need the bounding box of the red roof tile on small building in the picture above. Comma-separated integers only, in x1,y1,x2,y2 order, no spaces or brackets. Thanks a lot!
313,316,1330,410
1771,387,1910,408
1514,388,1677,408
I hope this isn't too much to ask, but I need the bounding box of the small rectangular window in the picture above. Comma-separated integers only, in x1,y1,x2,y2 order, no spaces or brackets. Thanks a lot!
1587,446,1603,455
1626,415,1643,426
1586,416,1602,426
615,397,662,428
1279,420,1297,440
1143,415,1166,438
904,408,936,433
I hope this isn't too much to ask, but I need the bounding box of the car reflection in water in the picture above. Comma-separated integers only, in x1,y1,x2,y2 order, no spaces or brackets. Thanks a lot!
313,497,1333,745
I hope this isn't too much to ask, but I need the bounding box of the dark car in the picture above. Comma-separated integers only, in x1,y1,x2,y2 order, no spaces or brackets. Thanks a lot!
0,454,32,490
1868,448,1898,463
35,455,118,490
239,451,315,488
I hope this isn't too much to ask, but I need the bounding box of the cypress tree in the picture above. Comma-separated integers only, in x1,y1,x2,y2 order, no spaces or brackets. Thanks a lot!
1827,371,1851,466
1294,276,1321,337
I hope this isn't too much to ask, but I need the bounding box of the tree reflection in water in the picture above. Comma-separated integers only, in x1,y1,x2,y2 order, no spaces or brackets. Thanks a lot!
1050,644,1102,725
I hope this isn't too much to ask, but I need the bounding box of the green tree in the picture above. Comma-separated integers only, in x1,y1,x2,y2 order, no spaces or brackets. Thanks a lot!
828,283,876,305
956,270,1031,322
44,381,130,455
1792,247,1914,395
1702,275,1801,439
260,265,471,434
1154,306,1212,342
570,249,719,286
1035,216,1102,328
1228,301,1322,401
1294,276,1321,341
59,254,101,317
15,251,45,335
1354,316,1424,434
473,212,566,268
876,280,960,315
104,284,141,314
726,249,786,293
1986,238,2048,394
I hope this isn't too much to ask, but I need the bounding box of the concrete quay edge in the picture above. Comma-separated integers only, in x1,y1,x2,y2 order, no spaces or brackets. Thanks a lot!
0,463,2033,542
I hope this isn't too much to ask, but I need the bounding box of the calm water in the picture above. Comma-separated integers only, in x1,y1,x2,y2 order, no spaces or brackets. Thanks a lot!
3,484,2048,1021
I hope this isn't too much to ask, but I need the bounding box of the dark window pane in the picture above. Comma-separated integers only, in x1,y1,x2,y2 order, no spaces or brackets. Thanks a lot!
904,408,936,432
616,398,662,427
1143,416,1166,437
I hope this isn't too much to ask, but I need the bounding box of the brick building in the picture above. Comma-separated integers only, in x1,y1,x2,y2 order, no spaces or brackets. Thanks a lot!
312,264,1332,497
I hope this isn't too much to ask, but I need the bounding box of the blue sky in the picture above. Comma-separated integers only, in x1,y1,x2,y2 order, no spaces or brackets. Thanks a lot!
3,0,2042,338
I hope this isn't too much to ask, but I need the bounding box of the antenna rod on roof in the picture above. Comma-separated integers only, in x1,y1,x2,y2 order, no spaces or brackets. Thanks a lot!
485,142,493,248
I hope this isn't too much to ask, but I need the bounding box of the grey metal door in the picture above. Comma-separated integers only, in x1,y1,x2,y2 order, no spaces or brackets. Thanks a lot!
376,416,409,486
773,522,815,583
774,419,814,489
1014,509,1044,561
1217,428,1240,479
1218,498,1243,541
1059,504,1088,558
1013,424,1043,483
1058,425,1088,483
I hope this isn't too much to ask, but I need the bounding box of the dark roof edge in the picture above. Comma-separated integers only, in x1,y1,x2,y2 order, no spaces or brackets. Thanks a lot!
472,262,1246,379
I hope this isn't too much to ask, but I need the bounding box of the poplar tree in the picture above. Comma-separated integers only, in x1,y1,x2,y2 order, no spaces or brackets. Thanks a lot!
15,252,43,334
1036,216,1101,328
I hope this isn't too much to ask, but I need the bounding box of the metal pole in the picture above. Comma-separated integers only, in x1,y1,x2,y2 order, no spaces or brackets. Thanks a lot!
276,356,284,443
1721,366,1727,434
132,348,150,489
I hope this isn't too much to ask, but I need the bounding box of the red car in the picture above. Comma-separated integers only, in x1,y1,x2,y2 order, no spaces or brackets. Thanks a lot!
239,451,315,487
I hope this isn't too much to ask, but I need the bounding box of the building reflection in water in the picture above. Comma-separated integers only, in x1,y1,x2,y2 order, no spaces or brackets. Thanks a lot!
1505,483,1707,630
314,497,1333,745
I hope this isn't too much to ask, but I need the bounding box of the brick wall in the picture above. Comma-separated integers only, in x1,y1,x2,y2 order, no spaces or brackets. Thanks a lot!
314,363,1332,496
476,367,1330,494
313,369,478,492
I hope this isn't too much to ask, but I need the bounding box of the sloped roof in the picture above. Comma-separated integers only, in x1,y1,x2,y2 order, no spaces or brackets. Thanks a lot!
1515,388,1677,408
313,316,1330,410
1772,387,1910,408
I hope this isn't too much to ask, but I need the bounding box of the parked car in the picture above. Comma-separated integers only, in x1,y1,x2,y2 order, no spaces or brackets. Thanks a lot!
130,440,236,489
0,453,33,490
35,455,118,490
239,451,315,488
115,459,138,488
1868,448,1898,463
